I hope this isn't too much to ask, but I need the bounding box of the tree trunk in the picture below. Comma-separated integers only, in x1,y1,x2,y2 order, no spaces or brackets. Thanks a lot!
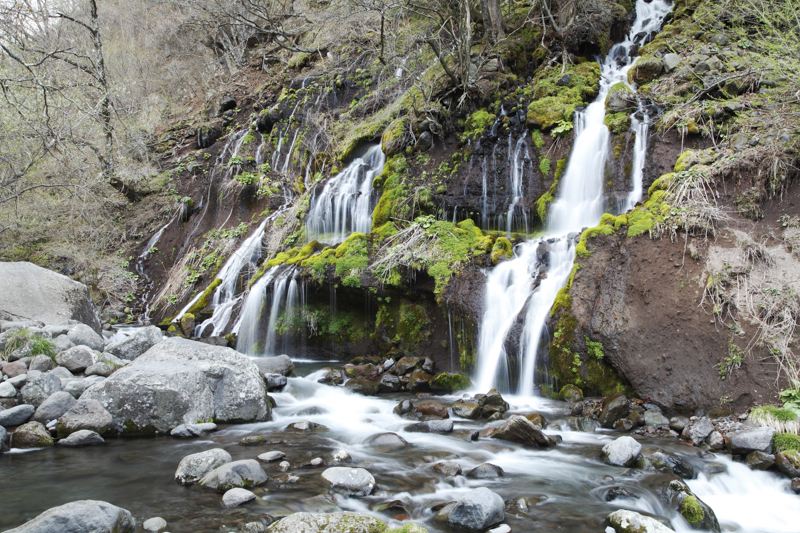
480,0,504,44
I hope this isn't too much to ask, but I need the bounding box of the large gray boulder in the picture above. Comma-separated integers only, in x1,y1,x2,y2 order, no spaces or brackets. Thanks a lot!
3,500,135,533
66,325,104,352
175,448,232,485
0,404,35,427
56,399,113,438
55,346,95,373
602,436,642,467
81,337,270,433
32,391,77,424
321,467,376,497
253,354,293,376
198,459,268,492
20,372,61,408
266,512,386,533
0,262,101,333
725,427,776,454
447,487,505,532
607,509,675,533
103,326,163,361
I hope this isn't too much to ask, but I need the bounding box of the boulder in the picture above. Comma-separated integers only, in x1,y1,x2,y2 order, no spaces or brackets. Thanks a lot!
0,404,35,427
706,431,725,450
415,401,449,419
560,384,584,402
405,420,454,433
142,517,168,533
85,362,115,377
599,393,630,429
681,418,714,446
80,337,269,433
52,335,75,353
286,420,324,432
222,488,256,508
103,326,162,361
746,450,775,470
321,467,376,497
253,354,294,376
452,401,480,419
606,509,676,533
601,436,642,467
492,415,557,447
0,381,16,398
0,262,101,333
649,452,695,479
267,512,386,533
393,399,414,415
378,373,401,392
725,426,775,454
199,459,268,492
3,360,28,378
32,391,77,424
364,432,408,448
263,373,287,391
432,461,462,477
775,450,800,477
656,477,720,532
669,417,689,432
663,53,682,73
66,325,105,352
447,487,505,532
62,376,105,399
175,448,232,485
20,373,61,408
628,56,664,85
407,370,432,392
429,372,471,392
345,377,379,395
392,356,421,375
2,500,134,533
466,463,504,479
58,429,105,447
478,389,509,417
12,421,54,448
55,346,94,373
56,399,112,438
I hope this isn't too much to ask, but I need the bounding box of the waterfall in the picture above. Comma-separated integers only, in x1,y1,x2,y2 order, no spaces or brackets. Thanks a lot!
305,145,386,244
135,217,175,324
475,0,672,394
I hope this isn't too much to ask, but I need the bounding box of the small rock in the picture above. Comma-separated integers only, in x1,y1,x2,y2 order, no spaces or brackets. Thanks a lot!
378,373,401,392
2,360,28,378
28,354,55,373
478,388,509,417
407,370,432,392
277,460,290,471
58,429,105,447
258,450,286,463
321,467,376,497
746,450,775,470
791,478,800,495
602,436,642,467
12,421,54,448
466,463,504,479
55,346,94,373
614,419,635,432
171,423,217,438
0,425,7,452
775,450,800,477
0,404,35,427
253,354,294,376
222,488,256,508
606,509,676,533
600,393,631,429
560,384,583,402
682,417,714,446
492,415,557,447
393,399,414,415
663,53,681,73
240,435,266,446
433,460,462,477
669,416,689,432
142,516,168,532
263,372,287,391
415,401,449,419
726,426,776,454
452,401,480,419
447,487,505,532
286,420,324,432
331,450,351,463
174,448,232,485
0,381,16,398
706,431,725,450
302,457,324,468
56,399,112,438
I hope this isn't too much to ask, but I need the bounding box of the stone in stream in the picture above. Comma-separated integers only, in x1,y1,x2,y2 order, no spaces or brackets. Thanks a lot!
415,401,449,419
240,435,266,446
364,432,408,448
103,326,163,361
0,404,35,427
478,389,509,418
80,337,270,433
432,460,462,477
559,384,584,403
174,448,232,485
407,370,432,392
745,450,775,470
321,467,376,497
681,418,714,446
656,476,720,533
11,421,53,448
452,401,480,419
725,426,776,454
669,416,689,432
429,372,472,392
170,422,217,438
330,450,351,463
393,356,422,375
601,436,642,467
253,354,294,376
345,377,379,395
32,391,76,425
599,392,631,429
20,372,61,408
56,399,112,438
405,419,454,434
199,459,268,493
222,487,256,508
393,399,414,415
524,413,547,428
142,516,168,532
791,478,800,495
644,410,670,428
267,512,386,533
492,415,557,448
466,463,504,479
318,367,343,385
263,372,287,391
606,509,676,533
55,346,94,373
775,450,800,477
567,416,600,432
286,420,325,432
648,452,695,479
377,373,401,392
447,487,505,532
258,451,286,463
2,499,135,533
58,429,105,447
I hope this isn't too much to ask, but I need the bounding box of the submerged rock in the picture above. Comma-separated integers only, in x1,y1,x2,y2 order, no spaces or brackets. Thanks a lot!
447,487,505,532
432,460,462,477
174,448,232,486
2,500,134,533
466,463,504,479
142,517,168,532
321,467,376,497
266,512,386,533
606,509,675,533
199,459,268,493
364,432,408,448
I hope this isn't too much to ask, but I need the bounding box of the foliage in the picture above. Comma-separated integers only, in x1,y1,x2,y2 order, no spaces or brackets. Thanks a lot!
526,62,601,130
2,330,57,361
751,405,799,435
585,336,605,360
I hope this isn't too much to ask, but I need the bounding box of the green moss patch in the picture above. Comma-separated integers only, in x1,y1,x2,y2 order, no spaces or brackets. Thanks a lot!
679,495,705,525
774,433,800,453
526,62,601,130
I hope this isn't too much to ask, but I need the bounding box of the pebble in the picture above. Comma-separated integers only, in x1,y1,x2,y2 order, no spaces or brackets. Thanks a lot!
257,451,286,463
142,517,168,532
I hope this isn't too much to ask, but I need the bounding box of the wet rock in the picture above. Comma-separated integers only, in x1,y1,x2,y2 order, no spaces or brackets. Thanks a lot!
706,431,724,450
267,512,386,533
0,404,35,427
466,463,504,479
726,426,775,454
559,384,583,402
657,477,720,532
199,459,268,493
331,450,351,463
253,354,294,377
447,487,505,532
3,500,135,533
604,486,639,502
407,370,433,392
644,410,670,428
240,435,266,446
12,420,54,448
669,417,689,432
263,373,287,392
614,419,635,432
364,432,408,448
58,429,104,447
405,419,454,433
452,401,480,419
505,497,530,515
478,388,509,417
32,391,76,425
222,487,256,508
704,463,727,477
606,509,676,533
524,413,547,428
104,326,163,361
0,426,7,452
649,452,695,479
258,451,286,463
600,393,631,429
492,415,557,447
746,450,775,470
378,373,401,392
321,467,376,497
393,399,414,415
422,357,436,374
21,372,61,408
170,422,217,438
56,399,112,438
175,448,232,486
567,416,600,432
433,460,462,477
430,372,471,392
286,420,325,432
142,517,168,532
393,356,422,375
301,457,324,468
81,337,269,433
791,478,800,494
775,450,800,477
682,418,714,446
415,401,449,419
602,436,642,467
28,354,55,373
345,377,379,395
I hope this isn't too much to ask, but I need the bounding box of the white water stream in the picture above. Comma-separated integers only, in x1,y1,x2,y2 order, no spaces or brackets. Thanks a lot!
476,0,673,394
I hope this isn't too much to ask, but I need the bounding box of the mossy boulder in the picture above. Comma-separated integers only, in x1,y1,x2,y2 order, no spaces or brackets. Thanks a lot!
627,56,664,86
605,111,631,134
560,384,584,402
526,62,601,130
491,237,513,265
658,477,720,532
13,421,54,448
605,82,636,113
180,313,195,336
382,117,410,157
430,372,472,392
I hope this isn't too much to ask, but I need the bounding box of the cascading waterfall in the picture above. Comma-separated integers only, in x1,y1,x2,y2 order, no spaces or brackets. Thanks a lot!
305,145,386,244
475,0,672,394
135,217,175,324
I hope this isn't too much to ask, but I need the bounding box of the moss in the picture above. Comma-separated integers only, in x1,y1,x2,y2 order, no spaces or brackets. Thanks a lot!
535,158,567,223
462,109,496,140
300,233,369,282
186,278,223,315
491,237,513,265
430,372,472,392
539,156,552,176
335,101,399,161
382,116,410,156
526,62,601,130
531,129,545,148
387,524,426,533
424,220,487,294
575,222,615,257
679,495,705,526
774,434,800,453
372,155,409,230
551,263,580,317
627,56,664,86
605,111,631,134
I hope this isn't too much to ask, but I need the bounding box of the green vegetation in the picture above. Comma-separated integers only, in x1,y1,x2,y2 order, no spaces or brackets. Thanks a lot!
461,109,496,140
491,237,513,265
585,336,605,360
773,433,800,452
680,496,705,526
535,158,567,223
184,278,223,316
526,62,601,130
430,372,472,392
1,329,57,361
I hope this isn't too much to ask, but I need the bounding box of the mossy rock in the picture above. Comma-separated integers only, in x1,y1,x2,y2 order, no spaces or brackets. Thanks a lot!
491,237,513,265
180,313,195,337
774,433,800,453
605,111,631,135
559,384,584,402
526,62,601,130
430,372,472,392
186,278,223,316
679,495,705,526
605,82,635,113
627,56,664,85
382,117,410,157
